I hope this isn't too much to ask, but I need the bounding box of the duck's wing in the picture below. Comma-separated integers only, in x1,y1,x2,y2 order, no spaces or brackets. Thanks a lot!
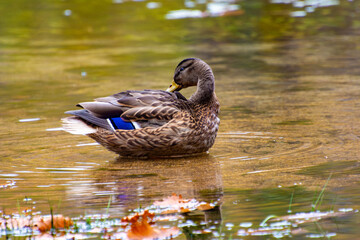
117,90,185,122
69,90,187,129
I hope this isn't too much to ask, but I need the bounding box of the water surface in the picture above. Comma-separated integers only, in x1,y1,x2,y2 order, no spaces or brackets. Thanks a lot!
1,0,360,238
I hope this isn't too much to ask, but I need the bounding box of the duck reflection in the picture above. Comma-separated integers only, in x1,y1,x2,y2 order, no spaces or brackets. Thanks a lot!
94,154,223,237
95,154,223,207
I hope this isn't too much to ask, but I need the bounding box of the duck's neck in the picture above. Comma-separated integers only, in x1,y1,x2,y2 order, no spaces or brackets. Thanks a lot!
189,68,215,104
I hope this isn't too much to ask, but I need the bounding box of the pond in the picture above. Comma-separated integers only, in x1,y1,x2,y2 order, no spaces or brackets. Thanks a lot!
0,0,360,239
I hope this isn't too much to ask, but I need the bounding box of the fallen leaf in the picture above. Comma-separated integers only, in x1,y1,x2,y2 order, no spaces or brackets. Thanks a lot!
0,217,31,230
153,193,216,214
121,210,179,240
33,215,73,232
197,203,214,211
153,194,191,208
0,215,72,233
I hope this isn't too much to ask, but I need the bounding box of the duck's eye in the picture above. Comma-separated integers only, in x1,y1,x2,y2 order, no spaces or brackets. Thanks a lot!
180,67,185,71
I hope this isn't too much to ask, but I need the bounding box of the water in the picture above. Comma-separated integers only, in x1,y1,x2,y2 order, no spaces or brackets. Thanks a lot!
1,0,360,238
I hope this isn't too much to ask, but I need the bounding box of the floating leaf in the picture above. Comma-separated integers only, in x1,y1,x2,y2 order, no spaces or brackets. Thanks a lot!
197,203,214,211
153,193,215,214
33,215,73,232
154,194,190,208
0,215,72,233
0,217,31,230
121,210,179,240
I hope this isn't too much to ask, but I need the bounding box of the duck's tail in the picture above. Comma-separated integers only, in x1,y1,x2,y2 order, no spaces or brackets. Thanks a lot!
62,117,97,135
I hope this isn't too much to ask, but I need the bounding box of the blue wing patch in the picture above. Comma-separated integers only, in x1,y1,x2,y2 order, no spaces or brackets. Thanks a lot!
108,117,135,130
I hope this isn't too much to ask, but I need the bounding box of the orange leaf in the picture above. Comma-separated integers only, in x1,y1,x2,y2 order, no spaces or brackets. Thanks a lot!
154,193,194,214
122,210,179,240
197,203,214,211
180,207,191,213
33,215,73,232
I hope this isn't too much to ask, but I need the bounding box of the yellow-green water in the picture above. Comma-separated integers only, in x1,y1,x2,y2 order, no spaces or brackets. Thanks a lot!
1,0,360,238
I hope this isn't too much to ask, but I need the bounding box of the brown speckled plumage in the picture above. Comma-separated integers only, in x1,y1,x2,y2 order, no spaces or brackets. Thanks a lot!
63,58,220,157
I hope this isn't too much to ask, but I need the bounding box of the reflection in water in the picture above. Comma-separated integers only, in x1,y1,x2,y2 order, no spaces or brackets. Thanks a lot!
63,155,223,209
94,155,222,210
65,155,224,238
1,0,360,238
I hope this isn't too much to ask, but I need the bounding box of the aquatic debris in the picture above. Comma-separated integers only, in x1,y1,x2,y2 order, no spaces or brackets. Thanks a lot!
0,193,357,239
197,203,214,211
0,215,73,232
0,216,31,231
33,215,73,232
235,208,358,238
275,210,352,224
152,193,216,214
0,194,216,238
119,210,180,240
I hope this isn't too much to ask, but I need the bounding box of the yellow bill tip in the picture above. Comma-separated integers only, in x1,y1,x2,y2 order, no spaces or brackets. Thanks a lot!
166,81,182,92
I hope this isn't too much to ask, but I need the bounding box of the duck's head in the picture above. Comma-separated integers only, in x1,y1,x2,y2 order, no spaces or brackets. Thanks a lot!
167,58,211,92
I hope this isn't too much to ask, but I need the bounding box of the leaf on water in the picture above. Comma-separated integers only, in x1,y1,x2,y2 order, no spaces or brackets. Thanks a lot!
0,217,32,230
197,203,214,211
153,193,215,214
154,194,190,208
160,207,191,215
33,215,73,232
121,210,179,240
0,215,72,233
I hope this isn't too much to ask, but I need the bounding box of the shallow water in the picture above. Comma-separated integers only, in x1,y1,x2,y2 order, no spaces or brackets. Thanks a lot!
1,0,360,239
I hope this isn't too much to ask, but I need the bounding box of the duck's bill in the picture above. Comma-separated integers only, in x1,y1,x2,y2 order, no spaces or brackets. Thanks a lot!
166,81,182,92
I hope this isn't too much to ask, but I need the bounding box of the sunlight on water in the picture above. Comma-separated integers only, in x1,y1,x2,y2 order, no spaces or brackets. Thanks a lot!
19,118,41,122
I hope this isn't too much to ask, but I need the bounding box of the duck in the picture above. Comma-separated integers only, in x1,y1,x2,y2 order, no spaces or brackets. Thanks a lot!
62,58,220,158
